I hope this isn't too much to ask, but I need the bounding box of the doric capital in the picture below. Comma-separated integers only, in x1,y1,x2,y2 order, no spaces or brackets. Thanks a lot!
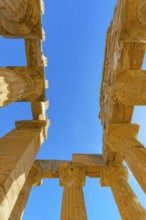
138,0,146,26
107,123,142,153
100,164,128,187
6,66,44,102
123,0,146,42
60,163,86,187
0,0,43,38
112,70,146,105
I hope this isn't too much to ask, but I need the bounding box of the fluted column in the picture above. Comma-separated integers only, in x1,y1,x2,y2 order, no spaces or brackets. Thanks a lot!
112,70,146,106
107,124,146,193
0,120,47,220
124,0,146,42
60,164,87,220
9,162,42,220
101,165,146,220
0,67,43,107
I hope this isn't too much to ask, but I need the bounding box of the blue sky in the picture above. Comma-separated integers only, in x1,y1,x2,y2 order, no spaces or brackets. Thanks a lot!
0,0,145,219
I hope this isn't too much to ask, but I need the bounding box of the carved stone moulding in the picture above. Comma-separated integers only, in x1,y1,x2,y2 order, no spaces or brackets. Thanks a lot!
15,119,50,141
0,0,43,39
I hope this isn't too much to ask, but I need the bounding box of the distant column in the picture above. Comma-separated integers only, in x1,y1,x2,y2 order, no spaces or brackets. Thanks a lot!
0,68,43,107
0,120,47,220
107,124,146,193
60,164,87,220
101,165,146,220
9,162,42,220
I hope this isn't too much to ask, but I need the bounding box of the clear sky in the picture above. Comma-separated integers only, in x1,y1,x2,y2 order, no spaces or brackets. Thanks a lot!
0,0,145,219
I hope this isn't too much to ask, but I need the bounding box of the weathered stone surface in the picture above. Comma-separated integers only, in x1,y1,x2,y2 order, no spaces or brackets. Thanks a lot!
9,162,42,220
72,154,106,177
31,101,49,120
25,39,47,67
107,123,146,193
112,70,146,106
101,164,146,220
60,163,87,220
0,0,146,219
0,67,44,107
0,0,43,38
0,120,47,220
100,0,146,164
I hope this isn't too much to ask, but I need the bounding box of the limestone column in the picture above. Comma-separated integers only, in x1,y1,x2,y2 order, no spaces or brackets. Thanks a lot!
0,120,48,220
124,0,146,42
60,164,87,220
0,67,43,107
112,70,146,106
107,124,146,193
9,162,42,220
101,165,146,220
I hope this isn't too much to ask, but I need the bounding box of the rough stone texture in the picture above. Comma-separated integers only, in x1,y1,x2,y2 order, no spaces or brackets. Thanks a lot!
100,0,146,165
107,123,146,193
0,0,43,39
112,70,146,106
72,154,106,178
0,0,49,218
0,67,44,107
9,162,42,220
0,0,146,219
101,165,146,220
0,120,48,220
60,164,87,220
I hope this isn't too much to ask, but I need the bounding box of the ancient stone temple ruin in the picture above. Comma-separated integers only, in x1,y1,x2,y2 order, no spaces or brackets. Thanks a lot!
0,0,146,219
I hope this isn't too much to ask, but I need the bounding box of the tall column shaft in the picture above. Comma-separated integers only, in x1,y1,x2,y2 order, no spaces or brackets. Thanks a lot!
112,70,146,106
9,162,42,220
0,120,47,220
60,164,87,220
0,68,43,107
107,124,146,193
125,147,146,194
101,165,146,220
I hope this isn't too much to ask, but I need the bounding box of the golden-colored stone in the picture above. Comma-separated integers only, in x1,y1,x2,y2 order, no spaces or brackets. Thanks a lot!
60,163,87,220
101,164,146,220
107,123,146,193
0,0,146,219
112,70,146,105
0,120,48,220
0,0,43,38
9,162,42,220
0,67,44,107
